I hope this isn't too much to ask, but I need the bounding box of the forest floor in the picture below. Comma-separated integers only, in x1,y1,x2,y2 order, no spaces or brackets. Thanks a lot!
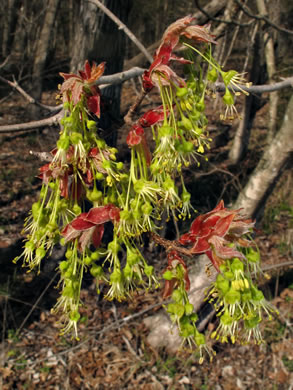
0,81,292,390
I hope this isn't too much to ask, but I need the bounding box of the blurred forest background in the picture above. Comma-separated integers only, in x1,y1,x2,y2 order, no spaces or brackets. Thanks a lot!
0,0,293,389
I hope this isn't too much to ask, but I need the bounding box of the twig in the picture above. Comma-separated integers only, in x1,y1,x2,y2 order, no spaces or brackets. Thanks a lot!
0,55,10,70
124,89,147,125
261,261,293,272
97,66,145,87
1,70,292,134
215,76,293,94
233,0,293,35
150,232,193,257
89,0,153,63
15,273,58,337
0,75,59,112
0,110,63,133
194,0,252,28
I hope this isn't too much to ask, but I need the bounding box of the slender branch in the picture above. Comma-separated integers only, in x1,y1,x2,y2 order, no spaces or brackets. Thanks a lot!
97,66,145,87
88,0,153,63
0,111,63,133
0,75,60,112
215,76,293,94
233,0,293,35
0,55,10,70
194,0,252,27
150,232,194,257
1,70,292,134
124,89,147,125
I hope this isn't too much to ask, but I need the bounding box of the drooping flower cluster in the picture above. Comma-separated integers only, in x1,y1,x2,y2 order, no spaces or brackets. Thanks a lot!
14,15,273,357
161,202,276,349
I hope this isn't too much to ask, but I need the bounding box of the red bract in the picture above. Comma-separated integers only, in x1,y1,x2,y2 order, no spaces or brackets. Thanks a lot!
138,105,166,128
162,250,190,298
60,61,105,117
89,147,111,174
179,200,254,271
142,16,216,92
126,124,152,165
61,204,120,251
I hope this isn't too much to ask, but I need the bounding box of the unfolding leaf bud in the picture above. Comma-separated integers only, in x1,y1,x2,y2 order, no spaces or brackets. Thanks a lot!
181,116,193,130
59,261,69,272
195,100,205,112
95,172,104,180
69,311,80,322
84,256,92,266
25,240,35,251
163,270,174,280
108,240,121,254
72,204,81,215
70,132,83,145
141,202,153,215
222,70,238,87
36,246,46,260
207,67,218,83
144,265,154,277
91,189,103,202
184,302,194,315
57,137,70,150
231,258,244,272
172,289,183,303
90,265,103,278
87,120,97,130
225,288,241,304
223,88,234,106
176,87,188,97
158,125,173,137
116,162,124,170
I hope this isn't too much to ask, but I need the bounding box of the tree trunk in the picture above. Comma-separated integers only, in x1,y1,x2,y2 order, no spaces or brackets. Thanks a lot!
256,0,279,144
31,0,60,102
1,0,20,57
228,32,263,164
70,0,131,146
233,93,293,219
144,94,293,351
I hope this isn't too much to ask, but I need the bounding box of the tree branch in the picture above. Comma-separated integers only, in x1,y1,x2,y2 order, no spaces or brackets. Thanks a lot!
0,111,63,133
1,68,292,134
97,66,145,87
88,0,153,63
233,0,293,35
0,75,60,112
215,76,293,94
194,0,252,27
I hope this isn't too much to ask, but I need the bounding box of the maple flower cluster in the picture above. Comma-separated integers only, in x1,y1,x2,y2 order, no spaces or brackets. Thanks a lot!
15,15,274,356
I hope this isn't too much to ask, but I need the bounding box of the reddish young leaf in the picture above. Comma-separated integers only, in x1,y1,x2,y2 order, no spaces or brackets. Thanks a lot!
71,213,95,230
92,224,105,248
87,95,101,117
